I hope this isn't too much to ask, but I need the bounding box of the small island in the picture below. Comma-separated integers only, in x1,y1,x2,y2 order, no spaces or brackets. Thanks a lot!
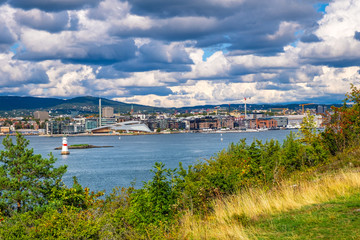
54,144,113,150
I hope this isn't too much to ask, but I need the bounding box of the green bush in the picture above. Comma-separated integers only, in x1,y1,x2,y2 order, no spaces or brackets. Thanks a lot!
127,162,179,230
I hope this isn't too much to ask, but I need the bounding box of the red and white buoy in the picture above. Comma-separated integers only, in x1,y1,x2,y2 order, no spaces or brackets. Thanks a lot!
61,136,70,155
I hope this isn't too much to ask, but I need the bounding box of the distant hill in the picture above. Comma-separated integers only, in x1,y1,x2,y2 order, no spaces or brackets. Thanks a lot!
0,96,64,111
0,96,168,113
0,96,341,114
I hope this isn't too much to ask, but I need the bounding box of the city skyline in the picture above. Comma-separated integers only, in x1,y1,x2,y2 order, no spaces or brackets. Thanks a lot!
0,0,360,107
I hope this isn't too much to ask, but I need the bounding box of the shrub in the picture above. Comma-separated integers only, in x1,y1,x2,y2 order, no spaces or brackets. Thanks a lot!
127,162,179,230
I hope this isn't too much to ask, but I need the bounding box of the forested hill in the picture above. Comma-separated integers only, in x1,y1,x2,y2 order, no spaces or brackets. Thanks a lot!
0,96,64,111
0,95,340,114
0,96,168,113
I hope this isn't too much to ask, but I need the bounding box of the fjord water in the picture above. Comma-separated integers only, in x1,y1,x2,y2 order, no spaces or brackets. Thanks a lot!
0,130,292,194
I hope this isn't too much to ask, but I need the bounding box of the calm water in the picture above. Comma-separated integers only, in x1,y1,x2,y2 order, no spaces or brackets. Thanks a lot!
0,130,293,194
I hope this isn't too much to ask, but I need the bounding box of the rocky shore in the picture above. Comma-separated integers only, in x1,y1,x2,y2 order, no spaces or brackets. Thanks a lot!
54,144,113,150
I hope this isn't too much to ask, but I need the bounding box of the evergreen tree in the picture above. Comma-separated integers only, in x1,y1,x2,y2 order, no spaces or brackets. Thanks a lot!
0,133,67,214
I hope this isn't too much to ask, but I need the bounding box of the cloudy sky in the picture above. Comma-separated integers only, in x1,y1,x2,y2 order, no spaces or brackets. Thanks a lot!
0,0,359,107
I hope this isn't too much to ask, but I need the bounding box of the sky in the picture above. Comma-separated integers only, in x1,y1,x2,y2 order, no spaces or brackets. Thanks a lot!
0,0,360,107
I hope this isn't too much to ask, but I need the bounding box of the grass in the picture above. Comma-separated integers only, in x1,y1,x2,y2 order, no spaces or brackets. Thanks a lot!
180,169,360,240
253,193,360,239
70,144,90,147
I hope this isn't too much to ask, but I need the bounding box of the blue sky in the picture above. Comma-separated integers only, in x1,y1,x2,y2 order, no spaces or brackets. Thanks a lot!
0,0,359,107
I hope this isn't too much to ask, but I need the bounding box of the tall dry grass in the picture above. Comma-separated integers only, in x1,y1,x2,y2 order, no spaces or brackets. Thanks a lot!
180,169,360,240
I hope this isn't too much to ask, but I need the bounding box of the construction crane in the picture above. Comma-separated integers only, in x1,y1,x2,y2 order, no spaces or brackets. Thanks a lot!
299,103,315,114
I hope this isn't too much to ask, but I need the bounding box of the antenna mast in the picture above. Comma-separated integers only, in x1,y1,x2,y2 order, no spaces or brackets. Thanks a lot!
99,97,102,127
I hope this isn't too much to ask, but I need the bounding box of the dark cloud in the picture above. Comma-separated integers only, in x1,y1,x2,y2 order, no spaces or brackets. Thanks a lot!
307,93,347,104
95,66,131,79
354,31,360,41
228,32,296,54
114,60,192,73
229,62,296,77
128,0,243,19
114,41,193,72
300,33,321,43
306,58,360,68
229,65,261,76
139,41,192,64
62,41,137,65
256,82,295,91
8,0,103,12
275,66,323,84
24,68,49,85
125,86,173,96
110,16,219,42
68,13,80,31
113,0,322,55
0,24,16,44
15,10,70,33
15,40,137,65
0,66,49,87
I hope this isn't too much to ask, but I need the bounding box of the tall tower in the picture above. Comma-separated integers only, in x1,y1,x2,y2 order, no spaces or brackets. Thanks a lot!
99,98,102,127
244,97,247,118
243,97,251,118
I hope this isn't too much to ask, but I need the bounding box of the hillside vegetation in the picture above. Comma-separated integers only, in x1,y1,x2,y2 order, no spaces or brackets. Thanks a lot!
0,85,360,239
0,96,167,113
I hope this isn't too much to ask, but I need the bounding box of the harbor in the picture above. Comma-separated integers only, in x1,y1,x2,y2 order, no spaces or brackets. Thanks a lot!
0,130,292,193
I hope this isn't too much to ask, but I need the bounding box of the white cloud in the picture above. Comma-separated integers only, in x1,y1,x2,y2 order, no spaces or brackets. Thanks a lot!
1,0,360,107
0,52,48,87
298,0,360,65
31,61,96,97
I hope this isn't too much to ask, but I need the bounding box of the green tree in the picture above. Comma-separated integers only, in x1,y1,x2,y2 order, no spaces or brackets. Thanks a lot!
128,162,179,228
298,111,317,145
0,133,67,214
322,84,360,154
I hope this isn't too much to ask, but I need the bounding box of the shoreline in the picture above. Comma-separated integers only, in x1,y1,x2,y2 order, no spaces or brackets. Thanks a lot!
0,128,298,137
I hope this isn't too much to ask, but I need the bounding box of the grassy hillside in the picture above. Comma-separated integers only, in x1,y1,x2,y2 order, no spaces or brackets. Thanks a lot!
181,169,360,239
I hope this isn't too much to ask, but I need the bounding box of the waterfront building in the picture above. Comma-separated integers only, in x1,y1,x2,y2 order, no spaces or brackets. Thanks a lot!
189,116,218,130
47,121,63,134
90,121,152,134
158,119,168,129
218,116,235,129
85,118,98,130
286,115,306,128
247,113,264,119
249,118,278,129
101,118,117,126
47,120,86,134
33,111,49,121
314,115,323,128
61,123,85,134
317,105,328,114
144,118,158,131
0,126,10,134
102,107,114,118
272,117,288,127
132,113,147,120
